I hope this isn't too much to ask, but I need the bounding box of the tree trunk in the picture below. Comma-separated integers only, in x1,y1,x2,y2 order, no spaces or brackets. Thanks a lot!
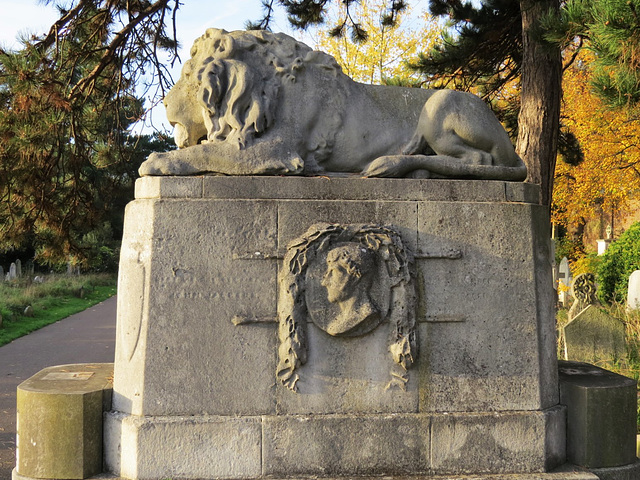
517,0,562,207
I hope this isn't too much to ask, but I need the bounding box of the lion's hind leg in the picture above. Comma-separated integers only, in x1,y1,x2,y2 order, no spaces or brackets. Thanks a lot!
426,131,495,166
401,131,431,156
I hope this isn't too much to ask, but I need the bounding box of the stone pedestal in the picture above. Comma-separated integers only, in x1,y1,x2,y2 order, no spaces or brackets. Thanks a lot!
559,361,637,468
13,363,113,480
105,176,564,479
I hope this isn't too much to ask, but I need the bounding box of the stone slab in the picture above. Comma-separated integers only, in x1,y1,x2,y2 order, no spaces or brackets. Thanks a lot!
589,459,640,480
262,413,431,477
558,361,637,468
113,199,278,416
135,175,203,198
112,188,556,415
15,363,113,480
430,407,566,475
104,412,262,480
40,471,599,480
134,176,543,204
417,202,558,412
563,306,626,364
104,409,563,479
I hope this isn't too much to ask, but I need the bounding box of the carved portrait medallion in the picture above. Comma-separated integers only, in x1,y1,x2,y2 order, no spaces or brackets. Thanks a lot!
276,223,417,391
305,242,391,337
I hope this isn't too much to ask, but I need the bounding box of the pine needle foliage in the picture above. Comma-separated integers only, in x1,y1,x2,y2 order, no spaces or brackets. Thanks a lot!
412,0,523,101
0,0,178,266
248,0,408,43
543,0,640,109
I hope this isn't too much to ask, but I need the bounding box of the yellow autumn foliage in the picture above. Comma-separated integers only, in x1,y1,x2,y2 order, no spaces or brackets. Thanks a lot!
553,49,640,229
307,1,442,85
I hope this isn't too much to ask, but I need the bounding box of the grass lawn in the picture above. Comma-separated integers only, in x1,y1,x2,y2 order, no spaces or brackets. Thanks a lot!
0,273,117,347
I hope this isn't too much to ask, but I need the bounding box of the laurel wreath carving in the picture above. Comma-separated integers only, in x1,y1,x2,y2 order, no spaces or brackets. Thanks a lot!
276,222,417,392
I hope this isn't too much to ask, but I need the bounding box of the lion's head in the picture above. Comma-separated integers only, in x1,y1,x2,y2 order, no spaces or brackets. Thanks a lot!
164,29,342,150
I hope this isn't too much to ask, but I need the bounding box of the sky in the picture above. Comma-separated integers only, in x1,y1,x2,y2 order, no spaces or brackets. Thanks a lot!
0,0,302,133
0,0,430,134
0,0,297,50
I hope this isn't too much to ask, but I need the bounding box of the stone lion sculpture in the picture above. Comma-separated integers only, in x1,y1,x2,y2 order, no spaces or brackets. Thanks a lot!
139,28,527,180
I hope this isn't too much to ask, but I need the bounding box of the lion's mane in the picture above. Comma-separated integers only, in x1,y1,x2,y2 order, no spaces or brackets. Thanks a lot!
184,29,343,150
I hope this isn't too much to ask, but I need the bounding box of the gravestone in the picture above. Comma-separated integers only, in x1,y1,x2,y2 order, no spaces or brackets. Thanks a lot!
564,274,626,363
627,270,640,310
558,257,572,307
0,266,4,281
597,225,613,256
15,259,22,278
568,273,598,322
8,262,16,281
24,259,34,277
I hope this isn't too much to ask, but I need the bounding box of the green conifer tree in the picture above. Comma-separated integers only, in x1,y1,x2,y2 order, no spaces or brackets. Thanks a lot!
0,0,177,267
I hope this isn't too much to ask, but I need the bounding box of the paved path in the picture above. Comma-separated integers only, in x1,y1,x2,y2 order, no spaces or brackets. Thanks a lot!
0,296,117,479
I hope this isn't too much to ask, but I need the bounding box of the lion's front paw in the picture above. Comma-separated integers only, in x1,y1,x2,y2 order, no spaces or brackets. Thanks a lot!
139,151,200,176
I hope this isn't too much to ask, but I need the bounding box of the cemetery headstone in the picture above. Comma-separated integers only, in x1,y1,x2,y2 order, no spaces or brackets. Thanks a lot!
558,257,572,307
564,274,626,363
25,259,34,276
627,270,640,310
15,259,22,278
23,306,34,318
597,225,613,255
0,266,4,281
9,263,16,281
568,273,598,322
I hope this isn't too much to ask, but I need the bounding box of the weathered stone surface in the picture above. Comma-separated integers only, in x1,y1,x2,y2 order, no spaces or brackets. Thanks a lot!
113,199,278,416
103,409,565,479
13,470,604,480
430,407,566,475
15,363,113,480
275,322,419,414
130,175,546,204
104,412,262,479
104,177,563,478
139,30,526,181
505,181,542,204
262,413,430,477
627,270,640,310
563,306,626,363
559,361,637,469
417,202,558,412
589,459,640,480
135,175,203,199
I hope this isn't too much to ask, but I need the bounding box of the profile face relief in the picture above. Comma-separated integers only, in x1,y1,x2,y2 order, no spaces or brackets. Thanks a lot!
320,244,380,336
